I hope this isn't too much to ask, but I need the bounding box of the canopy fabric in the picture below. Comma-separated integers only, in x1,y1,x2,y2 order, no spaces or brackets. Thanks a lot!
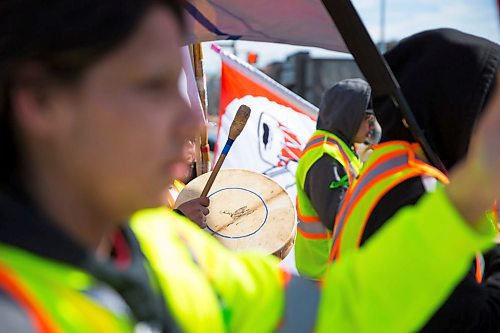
184,0,348,52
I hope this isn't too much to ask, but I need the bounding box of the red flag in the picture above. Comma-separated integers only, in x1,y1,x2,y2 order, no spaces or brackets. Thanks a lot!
213,45,317,199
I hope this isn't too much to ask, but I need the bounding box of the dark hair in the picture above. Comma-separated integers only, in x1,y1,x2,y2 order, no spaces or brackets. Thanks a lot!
0,0,184,186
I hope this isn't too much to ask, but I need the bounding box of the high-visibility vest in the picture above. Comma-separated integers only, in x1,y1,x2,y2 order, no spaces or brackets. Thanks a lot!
328,141,494,284
131,208,325,333
0,245,136,333
330,141,498,283
295,130,362,278
329,141,449,262
0,209,318,333
0,200,496,333
166,179,185,208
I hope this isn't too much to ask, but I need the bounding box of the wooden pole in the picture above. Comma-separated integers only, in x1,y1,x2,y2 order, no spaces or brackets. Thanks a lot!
192,43,211,175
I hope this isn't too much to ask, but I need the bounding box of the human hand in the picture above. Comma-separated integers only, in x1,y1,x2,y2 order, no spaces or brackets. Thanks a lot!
177,197,210,228
447,76,500,228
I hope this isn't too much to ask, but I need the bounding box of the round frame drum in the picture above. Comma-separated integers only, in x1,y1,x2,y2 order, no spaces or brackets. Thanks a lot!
175,169,296,259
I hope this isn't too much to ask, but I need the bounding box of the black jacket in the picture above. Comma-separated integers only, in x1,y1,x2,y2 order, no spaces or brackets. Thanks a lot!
364,29,500,332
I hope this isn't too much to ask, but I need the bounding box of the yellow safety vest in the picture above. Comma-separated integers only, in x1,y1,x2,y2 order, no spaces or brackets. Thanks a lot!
330,141,449,261
166,179,185,208
0,201,496,332
294,130,362,278
0,209,299,333
0,245,136,333
328,141,493,284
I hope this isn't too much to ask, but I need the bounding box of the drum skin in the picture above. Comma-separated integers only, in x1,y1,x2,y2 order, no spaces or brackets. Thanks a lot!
175,169,296,259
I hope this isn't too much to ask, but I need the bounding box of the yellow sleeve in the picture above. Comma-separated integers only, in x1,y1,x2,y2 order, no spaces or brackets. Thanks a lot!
315,187,496,332
132,188,496,333
131,209,284,333
295,231,332,279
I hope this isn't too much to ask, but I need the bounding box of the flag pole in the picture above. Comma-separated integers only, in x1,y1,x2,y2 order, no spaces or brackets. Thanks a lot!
192,43,211,175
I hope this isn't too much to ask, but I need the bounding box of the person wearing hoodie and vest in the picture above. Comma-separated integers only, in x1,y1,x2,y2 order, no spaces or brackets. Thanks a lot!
295,79,376,278
0,2,499,332
329,29,500,332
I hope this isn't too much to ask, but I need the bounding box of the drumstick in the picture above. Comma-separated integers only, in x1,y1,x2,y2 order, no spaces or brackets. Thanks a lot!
200,105,251,197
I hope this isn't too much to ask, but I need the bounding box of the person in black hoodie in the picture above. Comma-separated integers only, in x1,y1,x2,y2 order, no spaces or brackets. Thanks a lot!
305,79,374,229
333,28,500,331
295,79,377,278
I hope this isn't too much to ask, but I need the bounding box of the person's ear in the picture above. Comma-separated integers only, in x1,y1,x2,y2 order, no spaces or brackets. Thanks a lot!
10,66,61,138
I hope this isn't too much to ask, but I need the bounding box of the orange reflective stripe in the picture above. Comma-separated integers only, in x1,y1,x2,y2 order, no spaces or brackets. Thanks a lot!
302,141,325,153
357,149,408,178
373,141,449,184
333,146,434,236
166,180,185,208
296,186,327,239
329,144,449,262
297,214,320,223
296,131,361,244
296,197,320,223
302,136,326,152
166,191,175,208
372,140,414,151
0,262,62,333
343,149,408,208
338,146,354,185
280,270,292,287
475,253,484,284
354,169,422,247
302,134,356,184
173,180,185,192
331,166,421,261
331,151,408,251
297,221,328,239
407,149,449,185
309,134,326,142
297,227,330,240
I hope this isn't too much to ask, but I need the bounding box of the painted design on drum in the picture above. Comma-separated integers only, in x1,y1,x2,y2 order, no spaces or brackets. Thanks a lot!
221,206,255,219
207,187,269,239
258,112,303,190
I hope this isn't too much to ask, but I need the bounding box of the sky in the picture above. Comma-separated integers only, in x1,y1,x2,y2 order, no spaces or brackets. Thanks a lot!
202,0,499,74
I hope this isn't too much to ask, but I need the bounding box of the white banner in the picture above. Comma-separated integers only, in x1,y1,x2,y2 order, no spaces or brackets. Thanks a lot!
214,47,317,200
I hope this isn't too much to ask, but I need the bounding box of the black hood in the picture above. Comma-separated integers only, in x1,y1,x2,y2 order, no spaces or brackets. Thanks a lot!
374,28,499,169
317,78,371,145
